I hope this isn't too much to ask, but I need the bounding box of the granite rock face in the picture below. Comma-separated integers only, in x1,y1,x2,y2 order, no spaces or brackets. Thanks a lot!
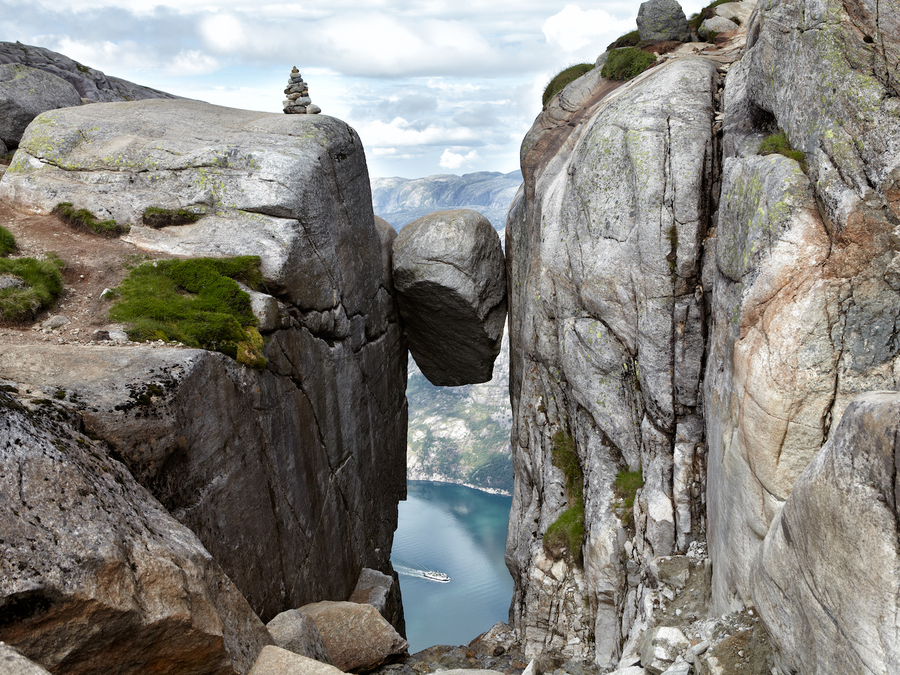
0,64,82,148
392,209,506,386
266,610,332,663
505,57,718,668
706,0,900,612
0,99,407,629
636,0,692,43
751,392,900,674
0,390,272,674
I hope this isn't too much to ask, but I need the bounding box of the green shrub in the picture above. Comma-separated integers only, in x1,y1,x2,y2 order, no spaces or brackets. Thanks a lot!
601,47,656,81
0,255,64,323
543,430,586,565
143,206,201,229
607,30,640,51
108,256,268,369
53,202,129,237
759,130,807,173
543,63,595,107
0,226,16,257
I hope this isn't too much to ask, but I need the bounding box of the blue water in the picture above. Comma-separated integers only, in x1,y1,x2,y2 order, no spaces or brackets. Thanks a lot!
392,481,514,653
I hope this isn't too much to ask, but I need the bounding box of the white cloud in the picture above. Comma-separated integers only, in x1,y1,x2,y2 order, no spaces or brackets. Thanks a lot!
164,50,221,76
199,13,249,53
439,148,480,170
542,4,633,53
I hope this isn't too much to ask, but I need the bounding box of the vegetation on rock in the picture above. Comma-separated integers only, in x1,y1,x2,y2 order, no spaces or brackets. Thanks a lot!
543,63,595,107
142,206,201,228
688,0,733,32
0,254,64,323
543,430,585,565
613,469,643,527
607,30,640,51
601,48,656,81
108,256,268,368
53,202,130,237
758,130,807,173
0,225,16,256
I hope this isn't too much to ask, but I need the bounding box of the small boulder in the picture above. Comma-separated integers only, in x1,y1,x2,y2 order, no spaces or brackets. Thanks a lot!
299,600,408,672
698,16,738,40
0,64,82,148
0,644,52,675
636,0,691,43
392,209,506,386
249,646,344,675
40,315,69,330
266,610,332,664
639,626,690,674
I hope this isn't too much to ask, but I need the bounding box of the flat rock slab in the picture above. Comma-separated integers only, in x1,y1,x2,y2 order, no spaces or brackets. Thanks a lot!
300,601,408,672
249,646,345,675
392,209,506,386
0,63,81,147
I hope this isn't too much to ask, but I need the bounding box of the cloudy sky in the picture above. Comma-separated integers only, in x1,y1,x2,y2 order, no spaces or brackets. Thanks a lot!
1,0,706,178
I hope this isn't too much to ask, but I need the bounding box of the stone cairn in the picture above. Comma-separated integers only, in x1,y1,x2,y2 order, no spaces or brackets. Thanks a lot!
283,67,321,115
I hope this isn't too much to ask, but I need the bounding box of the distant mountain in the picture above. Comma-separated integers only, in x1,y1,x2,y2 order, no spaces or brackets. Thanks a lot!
372,170,522,230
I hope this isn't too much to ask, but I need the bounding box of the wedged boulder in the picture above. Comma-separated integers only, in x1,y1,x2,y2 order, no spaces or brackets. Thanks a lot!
349,567,405,634
0,390,272,674
751,392,900,674
0,64,82,148
248,646,344,675
299,601,408,672
392,209,506,386
0,645,52,675
266,611,331,664
636,0,691,43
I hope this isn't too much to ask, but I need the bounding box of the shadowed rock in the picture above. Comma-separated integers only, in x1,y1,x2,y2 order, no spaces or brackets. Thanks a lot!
0,64,81,148
392,209,506,386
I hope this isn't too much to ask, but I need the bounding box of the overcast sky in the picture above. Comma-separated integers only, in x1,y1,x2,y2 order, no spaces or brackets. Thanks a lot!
1,0,706,178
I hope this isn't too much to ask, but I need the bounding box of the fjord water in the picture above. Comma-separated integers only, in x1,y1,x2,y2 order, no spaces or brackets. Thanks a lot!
392,481,513,652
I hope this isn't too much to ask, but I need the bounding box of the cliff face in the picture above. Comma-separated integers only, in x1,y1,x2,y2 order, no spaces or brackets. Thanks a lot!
0,99,407,668
506,0,900,669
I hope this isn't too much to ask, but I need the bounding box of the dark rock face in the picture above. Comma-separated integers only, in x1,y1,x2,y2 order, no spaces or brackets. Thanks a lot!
392,209,506,386
0,391,273,674
0,64,82,148
636,0,691,43
751,392,900,674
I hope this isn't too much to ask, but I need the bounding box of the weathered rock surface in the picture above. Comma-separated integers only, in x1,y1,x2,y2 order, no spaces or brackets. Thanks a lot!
0,390,272,674
248,646,344,675
0,64,82,148
0,41,176,104
0,98,407,627
706,0,900,612
0,644,52,675
698,17,738,40
751,392,900,674
299,601,408,672
639,627,690,674
349,567,405,634
266,611,332,664
636,0,691,43
392,209,506,386
505,57,719,667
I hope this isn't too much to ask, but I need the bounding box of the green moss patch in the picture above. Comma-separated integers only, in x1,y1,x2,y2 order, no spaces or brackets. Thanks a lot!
601,48,656,81
607,30,640,51
543,430,586,565
108,256,267,369
0,255,64,323
54,202,130,238
0,226,16,257
613,469,643,527
543,63,595,107
142,206,201,229
759,130,807,173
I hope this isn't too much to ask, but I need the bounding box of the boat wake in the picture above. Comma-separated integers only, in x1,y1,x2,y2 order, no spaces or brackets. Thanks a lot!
393,557,451,583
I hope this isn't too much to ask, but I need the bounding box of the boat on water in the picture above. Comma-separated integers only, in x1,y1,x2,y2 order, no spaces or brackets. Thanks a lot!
423,570,450,583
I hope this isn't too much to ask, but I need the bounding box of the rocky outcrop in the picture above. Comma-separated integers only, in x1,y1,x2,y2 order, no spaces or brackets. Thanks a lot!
0,390,272,674
392,209,506,386
706,0,900,612
266,611,332,663
0,64,82,149
636,0,691,43
0,41,176,104
299,601,408,672
751,392,900,674
0,98,407,630
506,56,719,667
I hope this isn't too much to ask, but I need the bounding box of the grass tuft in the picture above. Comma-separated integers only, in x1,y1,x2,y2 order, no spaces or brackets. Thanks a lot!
142,206,201,229
108,256,267,369
607,30,640,51
543,430,586,565
0,226,16,257
759,129,808,173
613,469,643,527
0,255,64,323
54,202,129,238
601,47,656,81
543,63,595,107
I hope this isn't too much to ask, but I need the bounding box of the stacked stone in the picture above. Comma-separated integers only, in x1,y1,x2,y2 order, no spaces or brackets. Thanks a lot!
283,66,321,115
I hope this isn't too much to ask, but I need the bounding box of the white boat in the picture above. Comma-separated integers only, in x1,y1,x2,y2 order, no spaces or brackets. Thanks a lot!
423,570,450,583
